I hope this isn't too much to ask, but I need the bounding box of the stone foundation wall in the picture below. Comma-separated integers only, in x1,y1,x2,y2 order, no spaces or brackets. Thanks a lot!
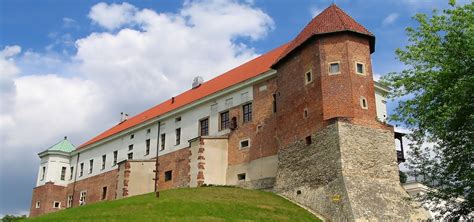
275,120,428,221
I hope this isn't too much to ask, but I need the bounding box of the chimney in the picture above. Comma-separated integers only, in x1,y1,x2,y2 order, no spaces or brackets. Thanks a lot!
64,136,67,140
171,97,175,104
192,76,204,89
120,112,129,122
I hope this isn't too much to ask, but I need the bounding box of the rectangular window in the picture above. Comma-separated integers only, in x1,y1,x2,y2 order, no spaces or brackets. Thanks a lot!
128,152,133,160
60,167,66,181
164,170,172,181
41,166,46,180
356,62,365,74
240,139,250,149
67,195,73,208
130,134,134,139
146,128,151,134
80,163,84,177
305,70,312,84
175,116,181,122
53,201,61,209
145,139,151,155
243,103,252,123
69,167,74,180
160,134,166,150
220,111,230,130
89,159,93,174
329,62,340,74
35,201,40,209
272,94,277,113
128,144,133,151
101,155,106,170
79,191,87,205
175,128,181,145
102,187,107,200
113,151,118,166
200,118,209,136
237,173,246,181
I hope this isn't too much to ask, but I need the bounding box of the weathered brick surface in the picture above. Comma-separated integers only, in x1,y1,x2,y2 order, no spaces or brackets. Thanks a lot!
66,169,118,208
227,78,279,166
156,148,191,190
29,182,67,217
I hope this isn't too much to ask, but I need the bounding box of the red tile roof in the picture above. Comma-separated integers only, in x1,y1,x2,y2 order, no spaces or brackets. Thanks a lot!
77,43,289,149
274,4,375,66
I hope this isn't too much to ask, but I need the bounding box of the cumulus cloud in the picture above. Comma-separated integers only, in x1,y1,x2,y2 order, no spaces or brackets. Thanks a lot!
0,0,274,215
383,13,399,26
88,2,138,30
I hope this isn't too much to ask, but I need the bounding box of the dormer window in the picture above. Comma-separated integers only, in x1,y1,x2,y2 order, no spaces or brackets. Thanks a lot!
329,62,341,75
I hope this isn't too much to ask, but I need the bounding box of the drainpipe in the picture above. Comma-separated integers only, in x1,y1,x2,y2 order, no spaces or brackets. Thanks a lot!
71,152,80,207
154,121,161,198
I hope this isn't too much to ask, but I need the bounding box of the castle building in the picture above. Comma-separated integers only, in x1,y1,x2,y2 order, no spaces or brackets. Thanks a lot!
30,5,428,221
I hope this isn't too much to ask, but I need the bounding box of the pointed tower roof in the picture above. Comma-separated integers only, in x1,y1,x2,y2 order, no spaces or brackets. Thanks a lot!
274,4,375,66
39,137,76,157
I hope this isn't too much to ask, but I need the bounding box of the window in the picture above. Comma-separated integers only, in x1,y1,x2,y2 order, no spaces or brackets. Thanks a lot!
60,167,66,181
240,139,250,149
102,187,107,200
41,166,46,180
272,94,277,113
69,167,74,180
35,201,40,209
356,62,365,75
113,151,118,166
89,159,93,174
242,103,252,123
146,128,151,134
306,136,312,145
164,170,172,181
305,70,313,84
160,134,166,150
360,97,368,109
53,201,61,209
80,163,84,177
128,144,133,151
329,62,340,74
304,108,309,118
67,195,73,208
175,128,181,145
79,191,87,205
199,118,209,136
237,173,246,181
128,152,133,160
220,111,230,130
101,155,106,170
145,139,151,155
175,116,181,122
130,134,134,139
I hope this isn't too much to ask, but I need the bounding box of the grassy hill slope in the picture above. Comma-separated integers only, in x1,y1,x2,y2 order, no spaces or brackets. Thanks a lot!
26,187,321,221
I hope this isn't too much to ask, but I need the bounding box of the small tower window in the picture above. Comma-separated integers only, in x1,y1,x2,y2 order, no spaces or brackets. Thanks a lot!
240,139,250,149
237,173,246,181
304,108,309,118
360,97,368,109
305,70,313,84
329,62,341,74
53,201,61,209
356,62,365,75
35,201,40,208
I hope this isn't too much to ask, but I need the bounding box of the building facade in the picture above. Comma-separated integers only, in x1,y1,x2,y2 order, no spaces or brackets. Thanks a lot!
30,5,428,221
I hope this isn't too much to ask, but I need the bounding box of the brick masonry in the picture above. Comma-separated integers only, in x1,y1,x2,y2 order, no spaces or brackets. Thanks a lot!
29,182,67,217
156,147,191,190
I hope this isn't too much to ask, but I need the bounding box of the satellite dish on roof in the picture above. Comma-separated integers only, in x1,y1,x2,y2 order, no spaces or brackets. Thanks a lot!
192,76,204,89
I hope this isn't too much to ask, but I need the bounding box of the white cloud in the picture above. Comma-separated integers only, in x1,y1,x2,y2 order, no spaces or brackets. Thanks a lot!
310,6,323,18
88,2,138,30
1,0,274,214
383,13,399,26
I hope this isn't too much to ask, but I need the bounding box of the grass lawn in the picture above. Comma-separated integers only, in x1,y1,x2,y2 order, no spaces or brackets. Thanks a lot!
25,186,321,222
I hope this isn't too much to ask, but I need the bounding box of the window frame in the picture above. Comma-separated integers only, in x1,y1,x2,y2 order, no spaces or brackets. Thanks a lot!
175,128,181,145
239,139,251,149
101,155,106,170
304,69,313,85
53,201,61,209
360,96,368,109
242,103,252,123
164,170,172,182
69,166,74,180
60,166,66,181
127,152,133,160
113,151,118,166
145,139,151,155
328,61,341,75
355,62,365,75
199,117,209,136
89,159,93,174
219,111,230,130
160,133,166,150
67,195,73,208
79,163,84,177
237,173,246,181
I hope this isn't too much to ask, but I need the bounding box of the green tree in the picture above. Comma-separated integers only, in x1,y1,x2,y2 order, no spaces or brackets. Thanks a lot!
0,214,26,222
382,1,473,220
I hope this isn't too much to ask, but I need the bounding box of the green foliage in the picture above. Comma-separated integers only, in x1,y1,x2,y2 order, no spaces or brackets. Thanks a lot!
399,170,408,184
24,187,321,222
382,1,473,219
1,215,27,222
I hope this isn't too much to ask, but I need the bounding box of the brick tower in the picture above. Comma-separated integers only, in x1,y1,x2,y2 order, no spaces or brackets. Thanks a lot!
273,5,428,221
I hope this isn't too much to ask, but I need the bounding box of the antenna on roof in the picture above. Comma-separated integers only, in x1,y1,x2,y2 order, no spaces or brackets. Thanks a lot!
192,76,204,89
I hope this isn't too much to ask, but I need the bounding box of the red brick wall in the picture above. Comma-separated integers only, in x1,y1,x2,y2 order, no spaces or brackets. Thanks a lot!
156,148,191,190
65,169,118,208
227,78,279,166
275,33,387,148
29,182,67,217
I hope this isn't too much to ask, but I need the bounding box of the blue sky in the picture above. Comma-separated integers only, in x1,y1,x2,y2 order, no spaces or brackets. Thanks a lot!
0,0,459,216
